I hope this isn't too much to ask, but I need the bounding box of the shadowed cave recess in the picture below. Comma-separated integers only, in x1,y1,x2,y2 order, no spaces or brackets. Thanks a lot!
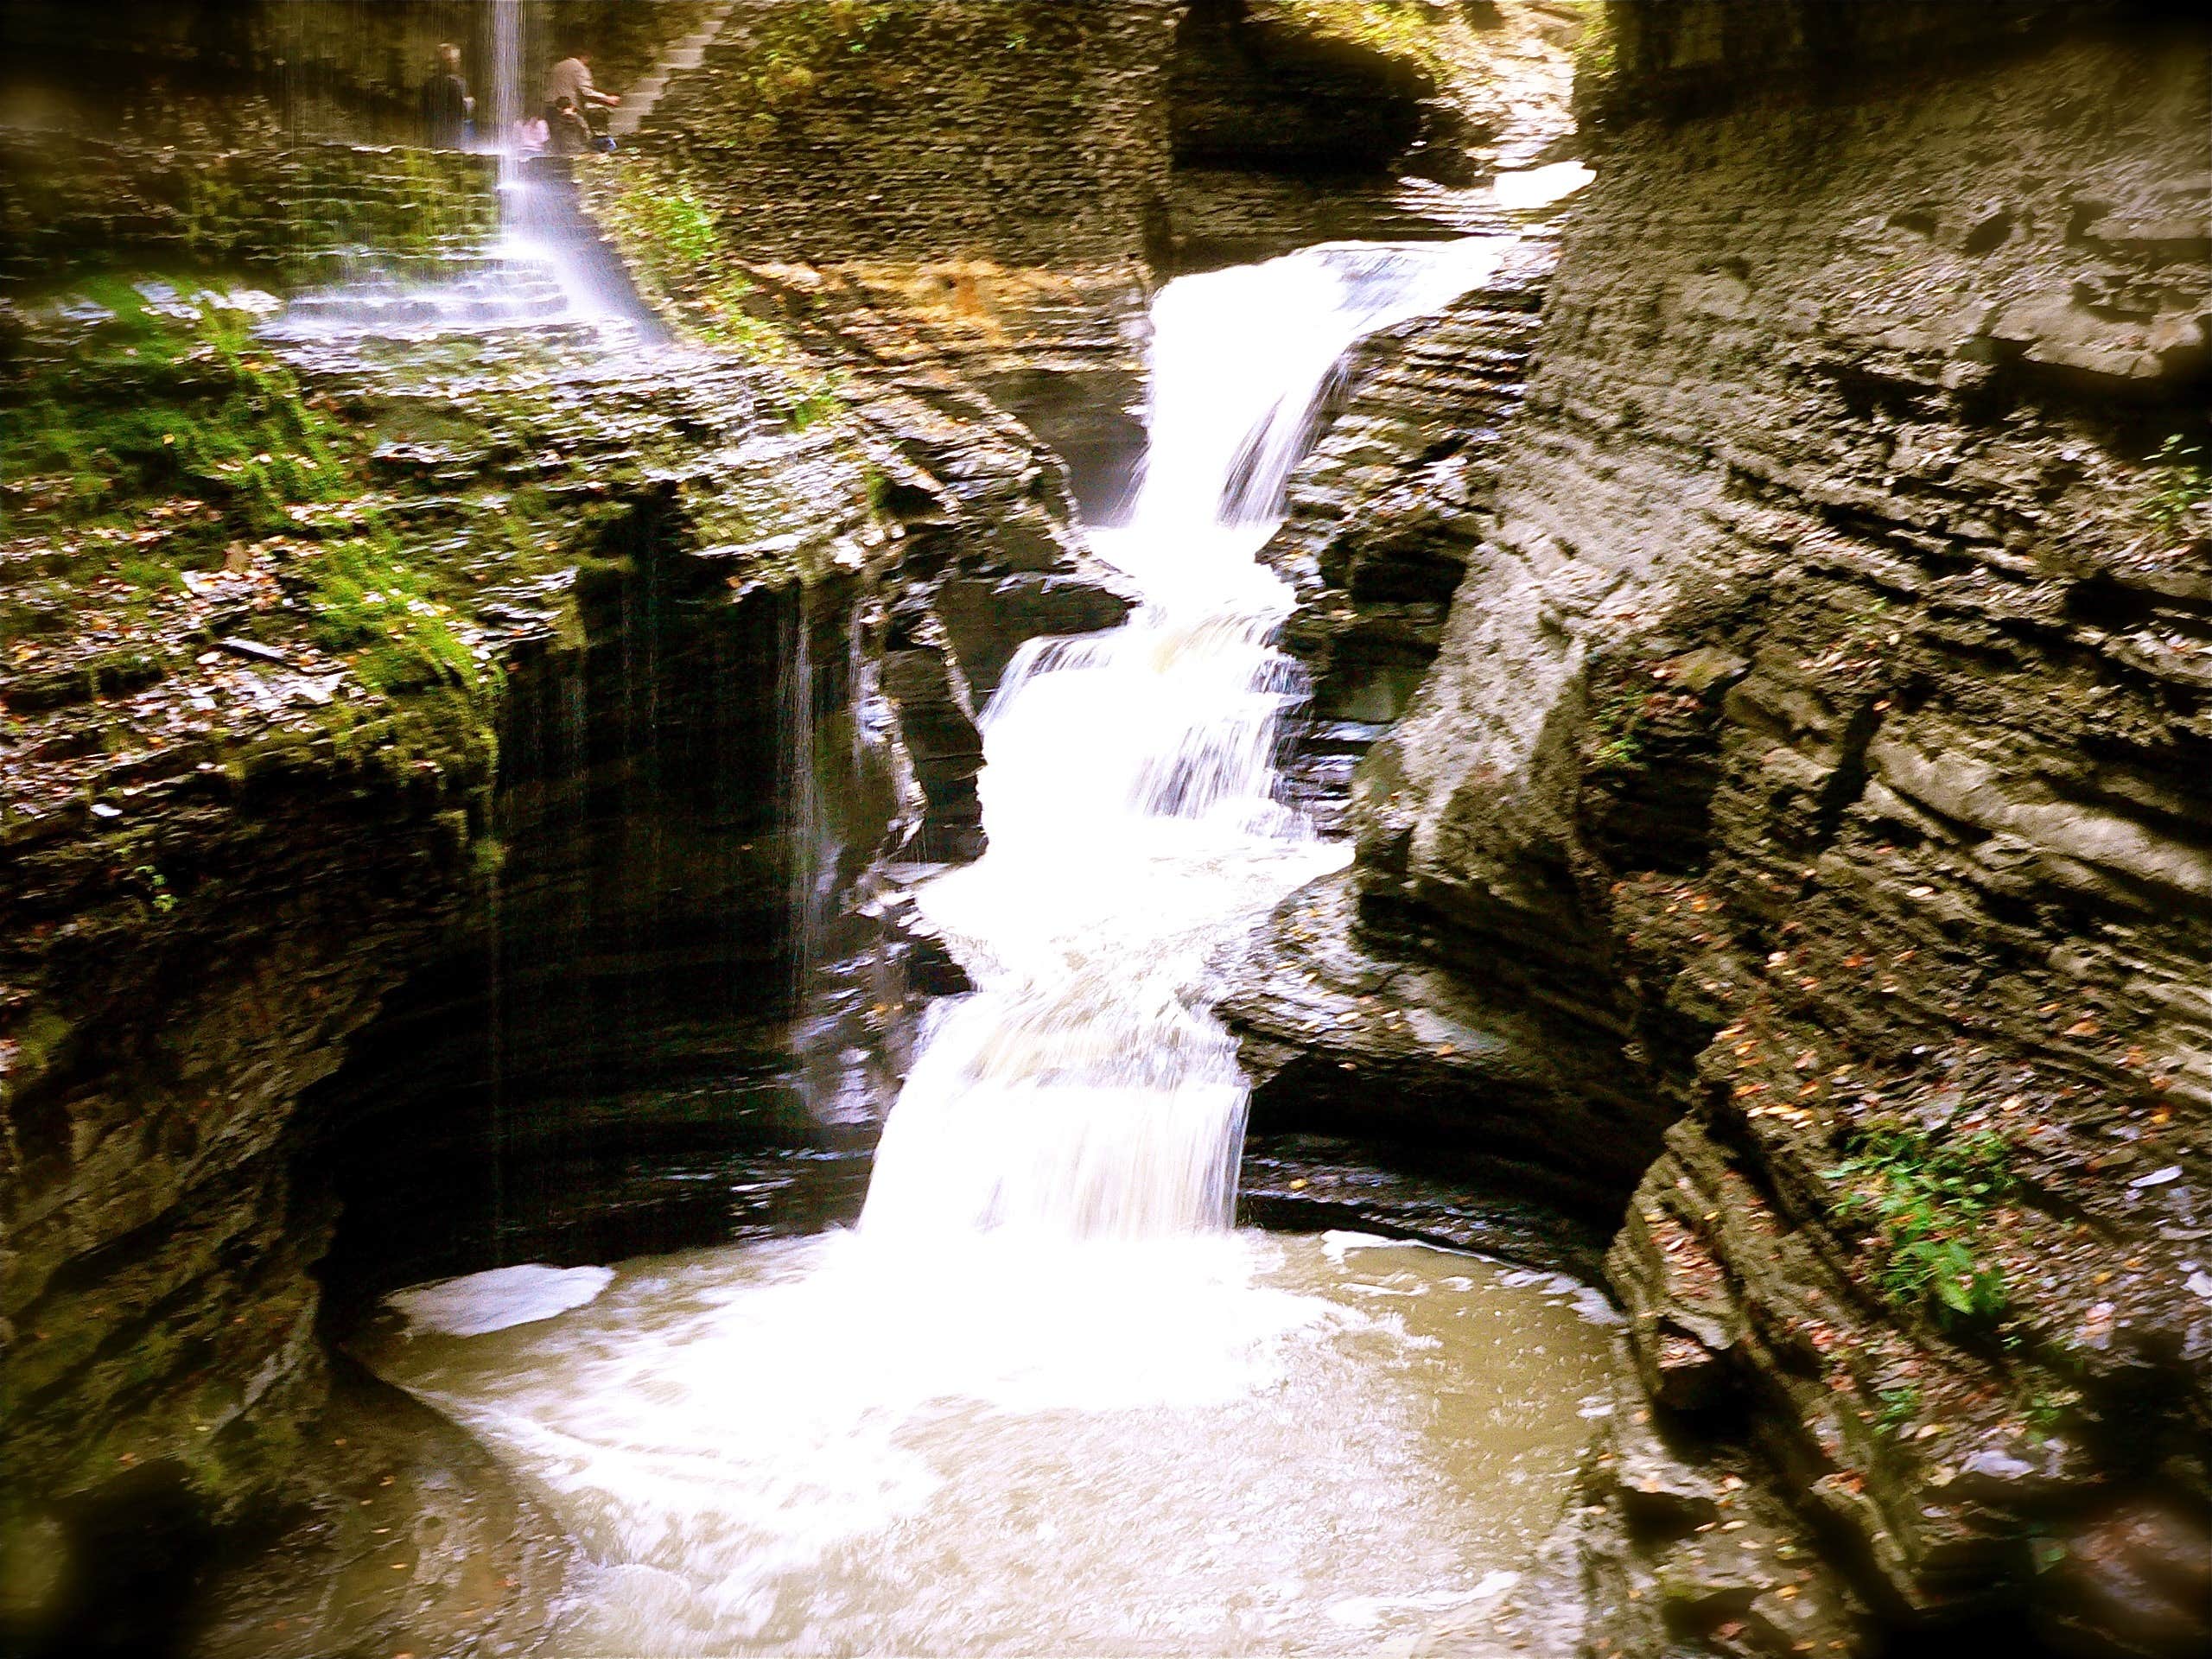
1,3,2208,1658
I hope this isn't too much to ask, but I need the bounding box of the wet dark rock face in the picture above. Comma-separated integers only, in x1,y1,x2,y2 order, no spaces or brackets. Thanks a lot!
649,0,1181,270
0,287,859,1651
1167,0,1446,268
1230,9,2212,1655
1267,237,1557,826
1166,0,1579,270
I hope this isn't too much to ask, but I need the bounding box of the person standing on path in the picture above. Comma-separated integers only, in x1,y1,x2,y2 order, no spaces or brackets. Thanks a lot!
420,41,474,149
543,48,620,151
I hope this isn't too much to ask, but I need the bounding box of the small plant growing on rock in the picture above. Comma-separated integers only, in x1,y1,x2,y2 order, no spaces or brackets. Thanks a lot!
1827,1125,2016,1326
131,865,178,914
1874,1382,1921,1438
308,531,480,693
781,370,848,434
2024,1386,2077,1442
638,188,721,276
1275,1,1453,76
2143,434,2210,540
1585,683,1649,772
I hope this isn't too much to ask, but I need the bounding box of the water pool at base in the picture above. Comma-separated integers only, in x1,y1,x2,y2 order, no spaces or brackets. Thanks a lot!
363,1230,1612,1656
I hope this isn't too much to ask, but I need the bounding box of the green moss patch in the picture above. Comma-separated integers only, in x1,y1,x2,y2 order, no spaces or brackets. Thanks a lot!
1,277,346,550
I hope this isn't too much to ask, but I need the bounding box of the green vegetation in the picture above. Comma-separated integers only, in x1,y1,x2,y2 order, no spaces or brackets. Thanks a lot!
583,162,852,433
586,174,779,353
2143,434,2210,538
781,370,849,433
1,276,490,696
621,186,721,276
1587,684,1647,771
1573,2,1615,80
2024,1386,2076,1441
130,865,179,915
718,0,895,127
1873,1382,1920,1437
1274,0,1455,78
0,276,346,543
307,531,482,694
1827,1125,2016,1326
1586,671,1694,774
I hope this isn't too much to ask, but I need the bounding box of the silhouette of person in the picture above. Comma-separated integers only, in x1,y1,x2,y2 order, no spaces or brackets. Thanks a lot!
420,41,474,149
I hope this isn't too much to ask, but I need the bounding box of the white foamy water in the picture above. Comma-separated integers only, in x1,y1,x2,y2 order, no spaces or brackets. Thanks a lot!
861,238,1511,1241
365,1231,1611,1656
361,238,1617,1656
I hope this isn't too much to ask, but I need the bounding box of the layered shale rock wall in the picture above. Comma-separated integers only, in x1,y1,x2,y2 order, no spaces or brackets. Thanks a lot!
0,280,900,1647
0,0,718,147
1267,237,1557,824
646,0,1180,269
1234,4,2212,1653
2,47,1137,1636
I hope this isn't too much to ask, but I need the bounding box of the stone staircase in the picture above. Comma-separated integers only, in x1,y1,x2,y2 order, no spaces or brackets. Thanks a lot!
607,2,737,139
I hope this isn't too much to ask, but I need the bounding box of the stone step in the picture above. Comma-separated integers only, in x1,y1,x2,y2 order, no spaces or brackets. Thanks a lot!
607,2,738,138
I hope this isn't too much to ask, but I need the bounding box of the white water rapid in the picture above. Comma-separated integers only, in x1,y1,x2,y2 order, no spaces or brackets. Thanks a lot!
859,238,1514,1241
366,238,1618,1657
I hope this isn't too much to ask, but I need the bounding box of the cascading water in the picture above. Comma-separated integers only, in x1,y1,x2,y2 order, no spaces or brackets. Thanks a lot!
489,0,525,184
270,0,661,343
365,238,1618,1657
860,237,1519,1243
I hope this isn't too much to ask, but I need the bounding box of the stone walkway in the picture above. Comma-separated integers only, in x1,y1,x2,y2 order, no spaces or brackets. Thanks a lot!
607,2,737,139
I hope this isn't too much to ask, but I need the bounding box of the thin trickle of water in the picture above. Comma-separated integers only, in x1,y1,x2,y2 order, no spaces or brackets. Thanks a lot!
484,812,507,1262
266,0,659,343
777,594,827,1022
489,0,525,185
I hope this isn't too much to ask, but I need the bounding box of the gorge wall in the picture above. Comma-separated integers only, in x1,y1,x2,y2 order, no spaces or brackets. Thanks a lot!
0,261,910,1649
1230,4,2211,1655
7,3,2206,1656
0,0,718,146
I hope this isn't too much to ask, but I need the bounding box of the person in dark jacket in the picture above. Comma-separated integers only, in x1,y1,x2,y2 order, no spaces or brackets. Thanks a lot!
420,41,474,149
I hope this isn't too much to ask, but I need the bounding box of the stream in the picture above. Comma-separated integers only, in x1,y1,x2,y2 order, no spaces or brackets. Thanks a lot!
361,238,1616,1656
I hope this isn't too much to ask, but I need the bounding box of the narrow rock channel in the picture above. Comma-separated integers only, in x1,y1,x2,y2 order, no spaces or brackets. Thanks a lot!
3,5,2206,1659
357,235,1624,1658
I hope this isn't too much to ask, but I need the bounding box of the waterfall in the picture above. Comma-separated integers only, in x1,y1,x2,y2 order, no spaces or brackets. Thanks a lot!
858,238,1510,1243
488,0,525,182
363,237,1635,1659
268,0,663,341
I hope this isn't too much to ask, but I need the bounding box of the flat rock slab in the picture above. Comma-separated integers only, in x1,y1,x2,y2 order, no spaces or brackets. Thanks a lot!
182,1364,569,1659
